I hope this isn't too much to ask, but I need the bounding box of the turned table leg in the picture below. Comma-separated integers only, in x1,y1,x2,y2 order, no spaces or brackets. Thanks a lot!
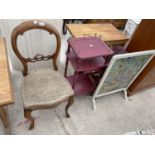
0,106,11,134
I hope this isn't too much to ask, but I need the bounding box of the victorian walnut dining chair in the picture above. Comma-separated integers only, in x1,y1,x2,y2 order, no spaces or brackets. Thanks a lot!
11,20,74,130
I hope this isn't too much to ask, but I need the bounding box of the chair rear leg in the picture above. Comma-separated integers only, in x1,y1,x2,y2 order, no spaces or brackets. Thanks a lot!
24,109,34,130
65,96,74,118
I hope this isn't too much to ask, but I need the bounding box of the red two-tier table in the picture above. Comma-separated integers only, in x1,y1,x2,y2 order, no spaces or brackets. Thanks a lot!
64,36,113,96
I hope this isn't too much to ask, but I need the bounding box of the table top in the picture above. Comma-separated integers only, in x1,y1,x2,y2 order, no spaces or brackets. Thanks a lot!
68,36,113,59
67,23,128,43
0,38,14,106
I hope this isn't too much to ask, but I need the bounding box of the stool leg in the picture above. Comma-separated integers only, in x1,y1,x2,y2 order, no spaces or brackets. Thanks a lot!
0,106,11,134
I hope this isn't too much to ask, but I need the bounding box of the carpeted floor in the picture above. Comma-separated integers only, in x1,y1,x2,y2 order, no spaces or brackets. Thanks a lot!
1,67,155,135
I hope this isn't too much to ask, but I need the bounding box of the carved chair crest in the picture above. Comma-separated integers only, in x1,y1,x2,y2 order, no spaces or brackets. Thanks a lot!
11,20,61,76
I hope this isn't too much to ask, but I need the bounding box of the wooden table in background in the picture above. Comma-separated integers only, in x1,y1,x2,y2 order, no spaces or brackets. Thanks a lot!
0,38,14,134
67,24,128,46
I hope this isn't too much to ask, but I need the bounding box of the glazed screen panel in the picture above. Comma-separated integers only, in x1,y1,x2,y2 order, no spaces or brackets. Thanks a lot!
97,54,153,95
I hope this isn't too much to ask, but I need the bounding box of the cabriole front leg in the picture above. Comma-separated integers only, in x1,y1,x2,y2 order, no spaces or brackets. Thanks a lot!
65,96,74,118
24,109,35,130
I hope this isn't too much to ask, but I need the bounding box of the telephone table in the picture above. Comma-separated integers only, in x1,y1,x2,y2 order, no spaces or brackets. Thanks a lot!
64,36,113,96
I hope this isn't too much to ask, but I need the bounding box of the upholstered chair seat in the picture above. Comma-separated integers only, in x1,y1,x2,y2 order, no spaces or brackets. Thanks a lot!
22,69,74,110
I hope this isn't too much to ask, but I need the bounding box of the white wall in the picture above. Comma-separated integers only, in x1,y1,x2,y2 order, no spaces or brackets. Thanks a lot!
0,19,66,71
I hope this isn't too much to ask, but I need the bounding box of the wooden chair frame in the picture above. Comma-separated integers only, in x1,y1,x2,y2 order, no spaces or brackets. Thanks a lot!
11,20,74,130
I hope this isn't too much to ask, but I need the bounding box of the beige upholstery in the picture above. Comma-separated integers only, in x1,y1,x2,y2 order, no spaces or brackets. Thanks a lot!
22,69,74,109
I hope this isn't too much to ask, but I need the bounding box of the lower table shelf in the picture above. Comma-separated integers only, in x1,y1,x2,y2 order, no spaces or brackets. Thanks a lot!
67,49,106,73
66,74,96,96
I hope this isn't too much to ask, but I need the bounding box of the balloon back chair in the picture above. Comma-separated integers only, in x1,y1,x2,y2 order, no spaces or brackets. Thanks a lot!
11,20,74,130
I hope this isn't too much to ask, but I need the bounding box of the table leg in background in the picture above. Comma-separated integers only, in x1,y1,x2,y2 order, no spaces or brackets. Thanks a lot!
0,106,11,134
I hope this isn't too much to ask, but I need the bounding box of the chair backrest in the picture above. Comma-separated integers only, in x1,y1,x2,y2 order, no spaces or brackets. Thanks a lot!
11,20,61,76
93,50,155,99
